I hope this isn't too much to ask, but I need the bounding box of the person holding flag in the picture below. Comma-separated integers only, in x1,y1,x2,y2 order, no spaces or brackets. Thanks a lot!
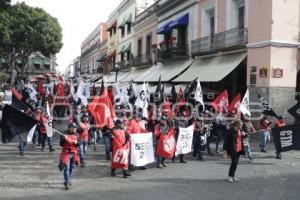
77,113,90,167
259,115,272,153
58,122,80,190
36,107,55,152
154,114,174,168
111,119,131,178
126,109,147,170
241,113,255,161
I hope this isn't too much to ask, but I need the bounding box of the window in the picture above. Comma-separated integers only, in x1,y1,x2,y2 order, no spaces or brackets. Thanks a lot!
202,7,215,37
127,51,131,61
250,66,257,86
127,23,131,34
44,64,50,70
137,38,142,56
146,34,152,56
34,64,40,70
121,53,124,62
121,27,125,38
113,28,116,35
238,5,245,28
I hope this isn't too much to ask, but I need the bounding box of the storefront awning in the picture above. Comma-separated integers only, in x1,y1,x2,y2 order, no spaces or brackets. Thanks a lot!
96,54,107,62
95,72,129,86
134,59,194,82
156,21,173,34
169,13,189,28
120,67,150,83
125,13,132,24
107,21,117,31
106,49,116,59
119,43,131,54
118,18,126,29
33,59,41,65
44,61,51,65
173,52,247,82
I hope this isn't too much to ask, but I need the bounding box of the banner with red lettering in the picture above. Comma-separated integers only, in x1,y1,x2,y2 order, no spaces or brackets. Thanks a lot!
112,140,129,169
211,90,229,113
156,128,176,158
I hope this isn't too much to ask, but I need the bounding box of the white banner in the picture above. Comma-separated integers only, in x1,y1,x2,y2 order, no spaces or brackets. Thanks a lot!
45,102,53,137
175,125,194,156
27,125,37,142
130,133,154,167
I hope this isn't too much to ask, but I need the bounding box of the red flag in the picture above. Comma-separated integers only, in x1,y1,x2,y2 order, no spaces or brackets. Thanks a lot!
161,97,173,118
88,88,115,129
211,90,229,113
112,140,129,169
228,92,241,114
37,82,45,96
156,128,176,158
11,87,23,100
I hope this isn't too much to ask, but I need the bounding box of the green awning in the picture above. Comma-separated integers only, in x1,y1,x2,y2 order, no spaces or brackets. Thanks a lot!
96,54,107,62
44,60,51,65
118,18,126,29
123,43,131,53
126,13,132,24
33,59,41,65
16,59,22,64
119,45,126,54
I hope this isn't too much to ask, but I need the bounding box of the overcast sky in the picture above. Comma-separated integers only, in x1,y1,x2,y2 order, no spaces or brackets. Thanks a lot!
13,0,123,73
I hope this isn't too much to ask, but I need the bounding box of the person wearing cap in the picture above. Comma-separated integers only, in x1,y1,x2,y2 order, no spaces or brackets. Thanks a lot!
77,113,90,167
36,107,55,152
223,119,245,183
241,113,256,161
154,114,172,168
111,119,131,178
274,115,286,159
126,109,146,170
58,122,80,190
173,105,193,163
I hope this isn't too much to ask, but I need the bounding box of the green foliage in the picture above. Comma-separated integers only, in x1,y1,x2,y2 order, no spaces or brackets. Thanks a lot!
0,2,63,77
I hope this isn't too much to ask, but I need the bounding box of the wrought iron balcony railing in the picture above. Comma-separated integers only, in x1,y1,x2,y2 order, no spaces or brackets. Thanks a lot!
131,54,153,67
191,28,248,57
191,36,216,56
157,43,189,62
215,28,248,51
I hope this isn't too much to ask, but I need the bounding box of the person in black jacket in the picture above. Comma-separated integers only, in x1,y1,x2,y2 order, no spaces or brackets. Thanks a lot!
223,119,245,183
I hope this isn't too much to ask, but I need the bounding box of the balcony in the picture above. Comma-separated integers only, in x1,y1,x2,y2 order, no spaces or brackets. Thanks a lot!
157,43,189,62
215,28,248,51
131,54,153,67
191,28,248,57
191,36,216,56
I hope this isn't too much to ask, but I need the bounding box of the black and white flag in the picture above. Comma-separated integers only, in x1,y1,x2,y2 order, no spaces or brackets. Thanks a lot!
257,93,278,118
287,102,300,122
134,82,148,118
272,124,300,152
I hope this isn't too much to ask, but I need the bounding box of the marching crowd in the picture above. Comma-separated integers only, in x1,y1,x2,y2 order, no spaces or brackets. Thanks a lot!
0,77,287,191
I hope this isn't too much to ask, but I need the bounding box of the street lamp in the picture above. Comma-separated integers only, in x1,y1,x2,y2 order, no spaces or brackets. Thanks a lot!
113,64,120,82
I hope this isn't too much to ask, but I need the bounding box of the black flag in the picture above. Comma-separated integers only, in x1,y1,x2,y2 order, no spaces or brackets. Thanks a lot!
287,102,300,122
1,105,37,143
272,124,300,153
171,85,177,105
127,81,137,105
257,93,278,118
154,76,162,105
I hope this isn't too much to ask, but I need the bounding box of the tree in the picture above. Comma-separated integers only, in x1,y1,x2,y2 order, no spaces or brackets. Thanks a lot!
0,2,63,83
0,0,11,10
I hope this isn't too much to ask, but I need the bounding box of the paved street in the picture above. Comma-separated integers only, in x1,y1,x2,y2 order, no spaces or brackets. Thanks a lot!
0,125,299,200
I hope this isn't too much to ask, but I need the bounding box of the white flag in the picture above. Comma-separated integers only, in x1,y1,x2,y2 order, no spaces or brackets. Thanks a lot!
195,78,204,108
70,82,78,102
76,81,90,106
45,101,53,137
134,82,148,118
175,125,194,156
27,125,37,142
130,133,155,166
239,89,251,116
114,82,122,105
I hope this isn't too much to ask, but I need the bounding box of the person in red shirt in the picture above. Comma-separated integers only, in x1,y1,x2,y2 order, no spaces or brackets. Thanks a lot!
126,110,146,170
36,107,55,152
274,115,286,159
77,113,90,167
223,119,245,183
58,122,80,190
111,120,131,178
